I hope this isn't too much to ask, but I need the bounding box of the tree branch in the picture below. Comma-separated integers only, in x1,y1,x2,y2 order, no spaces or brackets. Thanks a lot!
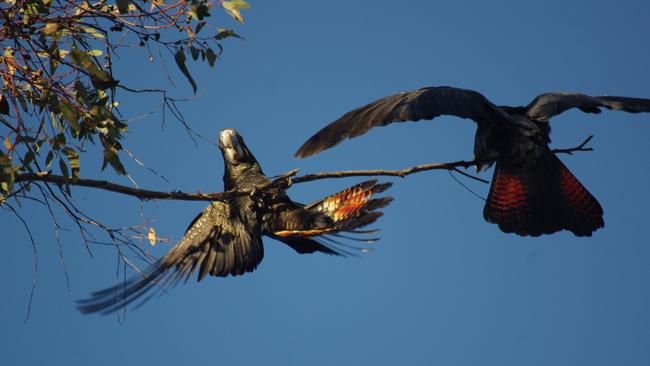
14,172,233,201
288,159,485,185
12,135,595,202
276,135,596,187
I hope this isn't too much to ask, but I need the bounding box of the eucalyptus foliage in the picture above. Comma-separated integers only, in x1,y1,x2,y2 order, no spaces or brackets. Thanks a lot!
0,0,249,198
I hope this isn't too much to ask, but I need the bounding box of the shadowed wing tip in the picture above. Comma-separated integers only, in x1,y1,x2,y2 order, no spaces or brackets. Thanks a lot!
294,133,335,158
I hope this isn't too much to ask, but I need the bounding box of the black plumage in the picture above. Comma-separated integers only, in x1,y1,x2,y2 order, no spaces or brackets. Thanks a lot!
78,129,392,314
296,86,650,237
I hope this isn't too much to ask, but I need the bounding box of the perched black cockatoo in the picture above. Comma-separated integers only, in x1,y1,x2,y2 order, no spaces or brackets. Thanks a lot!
296,86,650,237
78,129,392,314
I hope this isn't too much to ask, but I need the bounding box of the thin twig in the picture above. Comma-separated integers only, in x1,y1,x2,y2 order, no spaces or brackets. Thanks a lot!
552,134,594,155
448,170,487,202
40,190,71,292
4,203,38,323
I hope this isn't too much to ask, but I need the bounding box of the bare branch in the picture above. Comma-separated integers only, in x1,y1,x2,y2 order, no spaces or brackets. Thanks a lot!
286,135,596,186
15,173,231,201
551,134,594,155
287,159,484,186
12,136,595,202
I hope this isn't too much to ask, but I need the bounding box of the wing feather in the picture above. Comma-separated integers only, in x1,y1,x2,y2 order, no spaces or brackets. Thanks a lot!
525,92,650,122
296,86,512,158
77,201,264,314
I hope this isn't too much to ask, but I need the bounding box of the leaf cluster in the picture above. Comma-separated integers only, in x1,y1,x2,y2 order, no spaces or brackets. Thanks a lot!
0,0,249,197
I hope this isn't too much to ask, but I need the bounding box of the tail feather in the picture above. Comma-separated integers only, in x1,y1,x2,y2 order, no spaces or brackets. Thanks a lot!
483,152,603,237
303,180,393,234
555,160,604,236
305,180,392,224
273,180,393,255
484,163,538,235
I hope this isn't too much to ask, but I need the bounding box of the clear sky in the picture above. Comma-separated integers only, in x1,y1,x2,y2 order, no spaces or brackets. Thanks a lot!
2,1,650,365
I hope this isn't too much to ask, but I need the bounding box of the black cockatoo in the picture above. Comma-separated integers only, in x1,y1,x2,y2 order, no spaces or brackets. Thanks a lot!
295,86,650,237
78,129,392,314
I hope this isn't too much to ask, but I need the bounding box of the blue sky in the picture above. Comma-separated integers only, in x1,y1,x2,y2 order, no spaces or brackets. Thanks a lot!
2,1,650,365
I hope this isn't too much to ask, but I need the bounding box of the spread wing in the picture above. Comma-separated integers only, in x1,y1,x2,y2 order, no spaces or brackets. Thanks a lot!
525,92,650,122
295,86,512,158
77,201,264,314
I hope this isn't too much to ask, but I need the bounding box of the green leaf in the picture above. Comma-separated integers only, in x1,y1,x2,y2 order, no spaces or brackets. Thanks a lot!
58,99,80,133
102,148,126,175
221,0,251,23
70,45,106,80
35,137,45,152
116,0,129,14
174,49,197,94
230,0,251,9
4,136,12,151
81,27,106,39
74,81,89,106
70,45,116,89
189,2,211,21
91,76,119,90
48,45,59,73
58,158,71,195
58,158,69,178
0,154,14,194
206,48,217,67
17,135,36,143
37,87,51,113
190,46,200,61
42,21,60,36
85,49,103,57
216,28,244,40
23,150,35,166
62,147,80,179
45,150,54,166
52,132,66,150
195,21,206,35
0,94,9,115
16,93,28,112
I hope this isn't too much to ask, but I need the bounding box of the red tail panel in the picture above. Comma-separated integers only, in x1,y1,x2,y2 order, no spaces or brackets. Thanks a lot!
484,162,538,235
558,163,601,216
484,153,604,237
490,168,529,213
327,185,372,221
274,181,392,237
555,160,604,236
307,180,392,224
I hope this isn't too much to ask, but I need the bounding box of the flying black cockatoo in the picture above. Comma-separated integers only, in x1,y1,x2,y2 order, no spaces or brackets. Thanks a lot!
78,129,392,314
295,86,650,237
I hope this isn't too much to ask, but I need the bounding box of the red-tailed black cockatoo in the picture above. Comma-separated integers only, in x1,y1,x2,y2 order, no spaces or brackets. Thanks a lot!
78,129,392,314
296,86,650,237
